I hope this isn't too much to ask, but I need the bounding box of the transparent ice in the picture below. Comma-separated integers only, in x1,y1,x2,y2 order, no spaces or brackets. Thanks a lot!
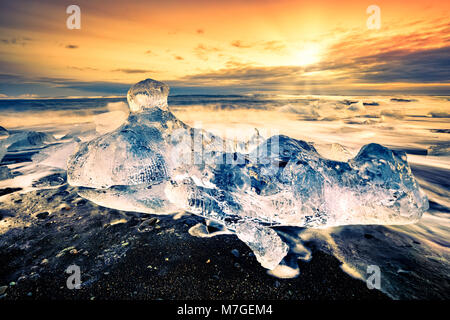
67,79,428,270
2,131,55,152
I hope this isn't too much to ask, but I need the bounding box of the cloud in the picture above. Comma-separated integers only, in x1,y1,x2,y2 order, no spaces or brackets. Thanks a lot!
1,0,448,97
352,46,450,83
194,44,220,61
310,21,450,85
223,60,254,68
347,103,364,112
231,40,253,49
68,66,99,71
390,98,415,102
177,39,450,93
429,111,450,118
1,16,449,97
183,65,303,81
230,40,286,52
195,44,219,52
0,73,131,96
112,69,153,74
363,101,379,106
380,110,405,119
262,40,286,52
1,37,33,46
295,44,450,85
0,93,7,98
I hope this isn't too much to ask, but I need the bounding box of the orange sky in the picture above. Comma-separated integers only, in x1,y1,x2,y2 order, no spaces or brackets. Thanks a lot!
0,0,449,97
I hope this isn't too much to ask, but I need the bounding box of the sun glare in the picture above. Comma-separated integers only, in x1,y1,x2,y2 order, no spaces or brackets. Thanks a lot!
293,44,321,66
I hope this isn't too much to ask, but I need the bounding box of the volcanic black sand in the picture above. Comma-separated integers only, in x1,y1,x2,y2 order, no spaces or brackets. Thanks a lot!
0,173,388,300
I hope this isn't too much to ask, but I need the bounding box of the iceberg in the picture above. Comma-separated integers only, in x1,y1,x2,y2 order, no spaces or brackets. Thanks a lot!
67,79,428,270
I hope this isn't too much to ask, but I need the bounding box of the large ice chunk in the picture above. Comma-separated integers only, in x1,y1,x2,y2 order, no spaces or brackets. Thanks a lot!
67,78,428,270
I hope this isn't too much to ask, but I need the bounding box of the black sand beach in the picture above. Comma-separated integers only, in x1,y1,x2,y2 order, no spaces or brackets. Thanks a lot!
0,182,388,300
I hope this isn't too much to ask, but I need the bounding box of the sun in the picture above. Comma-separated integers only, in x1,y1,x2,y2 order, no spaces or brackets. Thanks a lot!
292,43,322,66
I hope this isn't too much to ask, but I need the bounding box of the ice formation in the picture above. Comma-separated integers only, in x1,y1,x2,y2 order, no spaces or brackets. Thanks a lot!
67,79,428,270
0,126,8,138
3,131,56,151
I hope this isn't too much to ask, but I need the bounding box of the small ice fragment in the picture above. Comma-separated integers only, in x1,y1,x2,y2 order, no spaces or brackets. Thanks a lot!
235,221,289,270
0,166,12,180
268,264,300,279
6,131,55,151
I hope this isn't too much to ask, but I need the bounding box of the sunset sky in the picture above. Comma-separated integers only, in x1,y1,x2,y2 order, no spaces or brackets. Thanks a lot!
0,0,449,97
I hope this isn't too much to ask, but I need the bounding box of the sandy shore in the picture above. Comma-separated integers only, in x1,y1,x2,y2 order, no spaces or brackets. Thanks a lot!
0,179,389,300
